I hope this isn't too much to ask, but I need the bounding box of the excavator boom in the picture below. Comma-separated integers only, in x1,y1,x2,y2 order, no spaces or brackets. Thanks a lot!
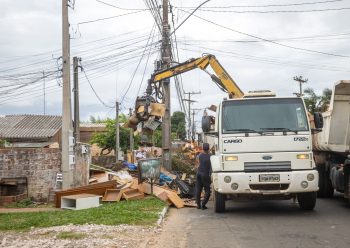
151,54,244,98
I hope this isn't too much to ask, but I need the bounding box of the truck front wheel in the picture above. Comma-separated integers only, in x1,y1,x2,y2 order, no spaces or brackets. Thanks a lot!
297,192,317,210
214,189,226,213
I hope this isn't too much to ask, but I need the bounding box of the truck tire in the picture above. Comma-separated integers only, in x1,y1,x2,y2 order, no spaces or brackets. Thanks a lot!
214,190,226,213
317,165,325,197
323,171,334,198
297,192,317,210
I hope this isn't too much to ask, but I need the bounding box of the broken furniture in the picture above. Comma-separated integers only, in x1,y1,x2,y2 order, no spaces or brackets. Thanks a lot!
61,194,101,210
55,180,118,208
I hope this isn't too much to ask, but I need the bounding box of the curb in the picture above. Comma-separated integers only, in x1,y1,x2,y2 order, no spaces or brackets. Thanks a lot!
156,206,169,226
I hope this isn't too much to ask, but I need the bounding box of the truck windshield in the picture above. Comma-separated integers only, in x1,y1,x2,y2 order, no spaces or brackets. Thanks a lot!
222,98,309,134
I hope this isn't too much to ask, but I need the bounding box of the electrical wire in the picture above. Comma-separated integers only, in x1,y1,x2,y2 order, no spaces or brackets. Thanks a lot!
120,24,157,106
96,0,148,11
177,8,350,58
136,27,157,97
179,0,346,9
76,10,147,25
80,61,115,108
194,7,350,13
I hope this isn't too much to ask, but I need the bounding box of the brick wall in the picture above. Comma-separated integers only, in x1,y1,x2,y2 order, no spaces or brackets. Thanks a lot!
0,148,61,201
0,143,91,202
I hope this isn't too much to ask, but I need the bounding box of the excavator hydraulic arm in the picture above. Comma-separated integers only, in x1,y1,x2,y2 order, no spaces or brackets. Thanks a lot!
150,54,244,98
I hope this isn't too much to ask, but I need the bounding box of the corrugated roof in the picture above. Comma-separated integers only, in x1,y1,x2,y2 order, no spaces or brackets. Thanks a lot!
0,115,62,140
80,123,106,128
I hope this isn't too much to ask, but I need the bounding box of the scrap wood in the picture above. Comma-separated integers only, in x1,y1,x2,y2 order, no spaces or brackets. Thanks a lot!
122,188,144,201
156,191,171,205
167,193,185,208
102,189,125,202
138,182,177,195
181,173,187,180
55,180,118,208
183,198,197,208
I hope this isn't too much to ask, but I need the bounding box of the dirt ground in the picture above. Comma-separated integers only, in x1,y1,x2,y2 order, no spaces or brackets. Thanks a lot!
0,224,162,248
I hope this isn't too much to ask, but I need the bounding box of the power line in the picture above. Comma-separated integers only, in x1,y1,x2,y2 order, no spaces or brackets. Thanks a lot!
120,24,157,105
96,0,148,11
137,26,157,97
179,0,346,9
80,61,115,108
178,8,350,58
193,6,350,13
76,9,147,25
177,45,350,73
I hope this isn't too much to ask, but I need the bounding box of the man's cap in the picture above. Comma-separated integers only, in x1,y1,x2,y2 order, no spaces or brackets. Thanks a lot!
203,143,210,151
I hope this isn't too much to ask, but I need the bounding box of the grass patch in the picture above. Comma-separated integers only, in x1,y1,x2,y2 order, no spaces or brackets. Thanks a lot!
56,231,87,240
0,197,165,231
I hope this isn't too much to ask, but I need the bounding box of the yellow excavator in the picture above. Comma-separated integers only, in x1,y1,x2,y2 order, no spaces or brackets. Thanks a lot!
129,54,244,127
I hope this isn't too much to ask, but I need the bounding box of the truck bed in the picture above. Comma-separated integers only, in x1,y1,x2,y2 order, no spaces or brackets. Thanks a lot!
313,80,350,153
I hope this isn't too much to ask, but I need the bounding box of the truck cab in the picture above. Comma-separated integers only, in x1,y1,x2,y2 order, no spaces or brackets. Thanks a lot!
204,94,320,212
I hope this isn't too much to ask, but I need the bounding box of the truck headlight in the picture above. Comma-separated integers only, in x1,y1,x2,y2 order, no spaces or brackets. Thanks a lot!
307,173,315,181
224,176,231,183
301,181,308,188
231,183,239,190
297,154,309,159
225,156,238,161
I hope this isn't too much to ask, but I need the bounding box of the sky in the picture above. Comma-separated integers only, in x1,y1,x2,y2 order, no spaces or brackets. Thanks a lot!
0,0,349,128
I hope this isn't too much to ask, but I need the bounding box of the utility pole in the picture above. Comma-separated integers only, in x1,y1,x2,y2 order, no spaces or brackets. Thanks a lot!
161,0,172,170
293,76,308,97
73,57,81,142
129,108,134,152
192,108,201,141
183,91,200,140
115,101,120,161
61,0,74,190
43,71,46,115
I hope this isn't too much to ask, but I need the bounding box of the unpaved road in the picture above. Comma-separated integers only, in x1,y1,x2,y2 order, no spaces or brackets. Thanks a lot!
148,194,350,248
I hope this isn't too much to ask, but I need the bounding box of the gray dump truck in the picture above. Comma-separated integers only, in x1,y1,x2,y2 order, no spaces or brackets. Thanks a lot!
313,80,350,202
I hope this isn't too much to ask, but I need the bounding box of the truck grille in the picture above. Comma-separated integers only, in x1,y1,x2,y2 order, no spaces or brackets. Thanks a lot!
244,161,291,172
250,184,290,191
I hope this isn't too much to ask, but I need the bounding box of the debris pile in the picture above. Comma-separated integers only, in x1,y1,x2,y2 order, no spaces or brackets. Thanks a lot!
55,156,198,209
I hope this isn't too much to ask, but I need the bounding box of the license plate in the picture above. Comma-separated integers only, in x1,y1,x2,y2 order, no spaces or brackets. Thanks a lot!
259,174,280,182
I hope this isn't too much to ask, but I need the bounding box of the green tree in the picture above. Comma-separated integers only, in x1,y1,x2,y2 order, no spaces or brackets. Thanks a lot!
304,87,332,113
171,111,186,140
90,117,140,155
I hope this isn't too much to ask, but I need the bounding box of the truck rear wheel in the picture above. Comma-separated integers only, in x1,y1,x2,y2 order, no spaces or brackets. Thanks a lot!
297,192,317,210
317,164,326,197
214,189,226,213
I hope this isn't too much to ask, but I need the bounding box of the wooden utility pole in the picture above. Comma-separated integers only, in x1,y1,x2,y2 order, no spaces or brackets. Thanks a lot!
183,92,200,140
129,108,134,152
61,0,74,189
115,101,120,161
161,0,172,170
73,57,81,142
293,76,308,97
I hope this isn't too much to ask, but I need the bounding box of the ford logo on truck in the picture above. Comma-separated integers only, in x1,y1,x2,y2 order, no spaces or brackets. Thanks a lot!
224,139,243,143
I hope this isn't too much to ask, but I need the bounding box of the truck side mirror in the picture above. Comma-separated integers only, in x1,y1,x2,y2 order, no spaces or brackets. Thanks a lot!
313,112,323,129
202,116,212,133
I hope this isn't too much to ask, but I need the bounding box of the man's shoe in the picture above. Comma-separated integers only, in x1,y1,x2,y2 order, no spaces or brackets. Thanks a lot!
201,205,208,210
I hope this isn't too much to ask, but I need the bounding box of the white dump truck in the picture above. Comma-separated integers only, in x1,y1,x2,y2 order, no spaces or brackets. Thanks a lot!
202,91,323,212
312,80,350,202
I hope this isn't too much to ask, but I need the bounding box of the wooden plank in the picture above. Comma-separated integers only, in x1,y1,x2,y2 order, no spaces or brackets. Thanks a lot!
122,189,144,201
167,193,185,208
138,182,177,195
55,180,118,208
102,189,124,202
